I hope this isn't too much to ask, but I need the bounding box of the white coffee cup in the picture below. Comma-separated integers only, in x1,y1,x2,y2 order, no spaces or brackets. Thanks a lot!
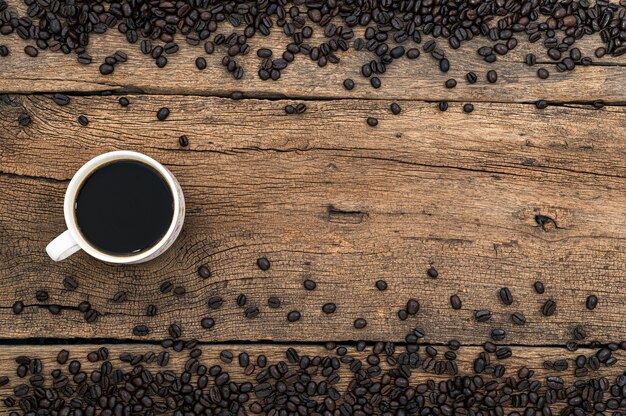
45,151,185,264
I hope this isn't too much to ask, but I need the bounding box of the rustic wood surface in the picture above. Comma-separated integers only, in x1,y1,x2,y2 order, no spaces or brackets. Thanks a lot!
1,95,626,344
2,0,626,412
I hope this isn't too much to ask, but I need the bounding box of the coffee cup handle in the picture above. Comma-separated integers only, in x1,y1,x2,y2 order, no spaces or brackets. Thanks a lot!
46,230,81,261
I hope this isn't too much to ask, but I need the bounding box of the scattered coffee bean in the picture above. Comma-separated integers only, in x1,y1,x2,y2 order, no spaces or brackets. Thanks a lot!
303,279,316,290
257,257,270,271
486,70,498,83
463,104,474,113
12,301,24,315
474,310,492,322
375,280,388,291
354,318,367,329
179,135,189,147
534,281,545,294
511,312,527,325
322,303,336,314
445,78,457,88
450,294,462,310
195,57,207,70
198,265,211,279
586,295,598,310
52,93,70,106
201,317,215,329
390,103,401,115
18,113,31,126
499,287,513,305
24,45,38,57
366,117,378,127
427,267,438,278
466,72,477,83
287,310,301,322
438,101,449,111
267,297,281,308
156,107,170,121
542,299,557,316
35,290,48,302
343,79,355,90
244,306,260,318
118,97,129,107
63,276,78,291
537,68,550,79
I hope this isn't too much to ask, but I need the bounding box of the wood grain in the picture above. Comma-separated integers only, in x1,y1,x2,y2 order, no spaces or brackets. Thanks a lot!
0,0,625,101
0,343,622,415
0,95,625,344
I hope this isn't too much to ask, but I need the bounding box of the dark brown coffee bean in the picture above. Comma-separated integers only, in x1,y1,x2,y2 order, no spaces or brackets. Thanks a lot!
586,295,598,310
343,79,355,90
201,317,215,329
160,281,173,293
450,294,462,310
84,309,97,322
463,104,474,113
303,279,316,290
427,267,438,278
173,286,185,296
198,265,211,278
511,312,526,325
322,303,336,314
534,281,545,294
366,117,378,127
445,78,457,88
406,299,419,315
179,135,189,147
78,301,91,313
542,299,557,316
354,318,367,329
113,291,126,303
491,328,506,341
63,276,78,291
537,68,550,79
168,323,182,338
390,103,401,115
48,305,61,314
195,57,207,70
499,287,513,305
18,113,31,127
35,290,48,302
132,325,150,336
118,97,129,107
267,297,281,308
52,93,70,106
146,304,157,316
536,100,549,109
244,306,260,318
257,257,270,270
156,107,170,121
12,301,24,314
24,45,38,57
375,280,387,290
406,48,420,59
438,101,448,111
99,63,114,75
466,72,477,83
208,296,223,309
474,310,492,322
287,310,301,322
57,349,69,364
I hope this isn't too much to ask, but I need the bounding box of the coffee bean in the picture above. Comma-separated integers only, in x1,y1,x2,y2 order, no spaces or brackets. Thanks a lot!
486,70,498,83
534,281,545,294
536,100,549,109
375,280,388,291
438,101,449,111
99,63,114,75
52,93,70,106
303,279,316,290
179,135,189,147
78,301,91,313
322,303,336,314
168,323,182,338
146,304,157,316
287,310,301,322
474,310,492,322
463,104,474,113
132,325,150,336
18,113,31,127
257,257,270,271
343,79,355,90
195,57,207,70
406,299,419,315
406,48,420,59
370,77,381,89
390,103,401,115
284,104,295,114
450,294,462,310
84,309,97,322
12,301,24,314
198,265,211,278
445,79,457,88
113,291,126,303
62,276,78,291
236,294,247,307
201,317,215,329
499,287,513,305
366,117,379,127
267,297,281,308
118,97,129,107
0,45,9,57
427,267,438,278
174,286,185,296
48,305,61,314
208,296,224,309
586,295,598,310
537,68,550,79
398,309,408,320
466,72,477,84
219,350,233,363
156,107,170,121
491,328,506,341
354,318,367,329
542,299,557,316
244,306,260,318
35,290,48,302
24,45,38,57
160,281,173,293
439,58,450,72
573,325,586,340
511,312,526,325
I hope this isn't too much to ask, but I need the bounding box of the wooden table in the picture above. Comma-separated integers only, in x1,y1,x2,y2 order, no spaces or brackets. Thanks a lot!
1,0,626,413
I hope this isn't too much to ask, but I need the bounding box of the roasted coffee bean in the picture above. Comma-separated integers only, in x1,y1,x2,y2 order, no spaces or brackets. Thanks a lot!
287,310,301,322
427,267,438,278
208,296,224,309
463,104,474,113
474,310,492,322
0,45,9,57
35,290,48,302
173,286,185,296
12,301,24,314
236,294,247,307
511,312,526,325
146,304,157,316
156,107,170,121
525,54,536,66
18,113,31,126
179,135,189,147
201,317,215,329
160,281,173,293
63,276,78,291
438,101,449,111
84,309,98,322
370,76,381,88
536,100,549,109
445,78,457,88
322,303,336,314
586,295,598,310
48,304,61,314
486,70,498,83
354,318,367,329
375,280,388,291
537,68,550,79
168,323,182,338
219,350,233,363
390,103,401,115
244,306,260,318
267,297,281,308
195,57,207,70
450,294,462,310
257,257,270,271
542,299,557,316
113,291,126,303
534,281,545,294
343,79,355,90
366,117,378,127
198,265,211,278
78,301,91,313
99,63,114,75
132,325,150,336
118,97,129,107
491,328,506,341
52,93,70,106
303,279,316,290
466,72,477,83
406,299,419,315
499,287,513,305
24,45,38,57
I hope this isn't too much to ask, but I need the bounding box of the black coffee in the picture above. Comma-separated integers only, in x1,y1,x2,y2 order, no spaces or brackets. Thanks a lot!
74,160,174,255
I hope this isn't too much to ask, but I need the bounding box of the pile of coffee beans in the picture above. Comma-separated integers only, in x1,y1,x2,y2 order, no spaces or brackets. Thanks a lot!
2,335,626,415
0,0,625,86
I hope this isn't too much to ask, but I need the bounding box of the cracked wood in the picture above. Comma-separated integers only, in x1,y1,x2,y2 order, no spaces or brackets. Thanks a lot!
0,95,625,344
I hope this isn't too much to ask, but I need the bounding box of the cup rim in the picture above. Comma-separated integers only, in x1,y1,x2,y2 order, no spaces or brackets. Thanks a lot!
63,150,181,264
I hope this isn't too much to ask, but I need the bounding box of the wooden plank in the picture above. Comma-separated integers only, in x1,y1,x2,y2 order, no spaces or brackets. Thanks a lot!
1,95,626,344
0,344,622,415
0,0,625,101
